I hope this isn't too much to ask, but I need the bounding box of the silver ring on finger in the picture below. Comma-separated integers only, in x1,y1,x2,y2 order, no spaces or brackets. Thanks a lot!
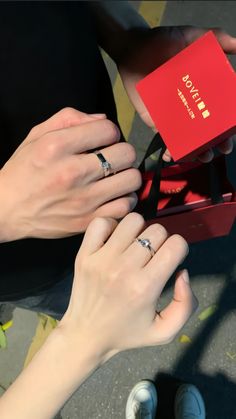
135,238,155,257
94,151,114,177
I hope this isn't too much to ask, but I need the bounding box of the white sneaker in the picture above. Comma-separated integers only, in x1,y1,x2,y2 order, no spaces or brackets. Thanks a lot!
174,384,206,419
125,380,158,419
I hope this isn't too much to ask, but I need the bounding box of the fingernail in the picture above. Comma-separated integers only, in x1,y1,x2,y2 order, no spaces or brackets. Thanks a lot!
222,138,234,154
90,113,107,119
163,154,171,162
130,193,138,210
181,269,189,284
199,148,215,163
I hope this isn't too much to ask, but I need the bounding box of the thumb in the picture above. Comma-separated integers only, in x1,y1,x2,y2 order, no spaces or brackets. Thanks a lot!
212,28,236,54
24,108,107,144
147,270,198,345
182,26,236,54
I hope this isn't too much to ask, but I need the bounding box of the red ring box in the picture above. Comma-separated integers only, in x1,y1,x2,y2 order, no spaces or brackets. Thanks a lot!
136,31,236,161
139,157,236,243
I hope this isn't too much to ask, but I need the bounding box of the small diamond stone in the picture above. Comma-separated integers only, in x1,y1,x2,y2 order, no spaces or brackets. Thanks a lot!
102,161,110,170
139,239,150,248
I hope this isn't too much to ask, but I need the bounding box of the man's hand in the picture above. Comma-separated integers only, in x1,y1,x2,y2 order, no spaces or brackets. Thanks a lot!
0,108,141,242
118,26,236,162
61,213,197,360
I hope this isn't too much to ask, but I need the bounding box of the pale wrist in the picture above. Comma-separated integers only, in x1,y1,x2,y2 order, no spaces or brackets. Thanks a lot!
0,326,104,419
55,320,112,369
52,325,104,370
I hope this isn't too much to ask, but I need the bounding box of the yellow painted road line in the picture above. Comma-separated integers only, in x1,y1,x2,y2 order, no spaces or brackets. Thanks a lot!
113,74,133,140
0,320,13,349
139,1,167,28
2,319,13,331
24,314,57,368
113,1,167,140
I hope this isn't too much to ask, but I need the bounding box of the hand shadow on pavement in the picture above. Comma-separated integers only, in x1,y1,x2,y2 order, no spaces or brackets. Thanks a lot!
154,231,236,419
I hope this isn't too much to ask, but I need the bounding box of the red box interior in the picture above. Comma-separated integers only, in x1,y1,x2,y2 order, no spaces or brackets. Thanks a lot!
138,157,236,242
139,158,234,216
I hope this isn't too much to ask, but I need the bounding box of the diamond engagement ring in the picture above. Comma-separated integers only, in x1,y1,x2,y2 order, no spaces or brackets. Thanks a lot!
135,238,155,257
94,152,113,177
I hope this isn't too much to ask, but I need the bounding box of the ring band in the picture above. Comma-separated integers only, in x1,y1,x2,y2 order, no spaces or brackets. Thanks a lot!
95,152,113,177
135,238,155,257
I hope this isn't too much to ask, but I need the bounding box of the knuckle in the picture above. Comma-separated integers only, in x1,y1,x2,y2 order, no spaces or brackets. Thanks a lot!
60,107,77,119
109,267,121,282
161,246,173,265
125,211,145,227
71,159,87,181
126,168,142,190
103,264,126,289
170,234,189,256
116,198,133,218
42,133,60,158
32,134,60,167
131,285,145,302
88,216,111,232
56,166,75,188
58,107,81,129
120,142,137,164
103,120,120,143
151,223,168,240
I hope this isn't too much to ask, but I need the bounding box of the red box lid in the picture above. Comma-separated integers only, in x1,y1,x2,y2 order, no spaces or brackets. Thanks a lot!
136,31,236,161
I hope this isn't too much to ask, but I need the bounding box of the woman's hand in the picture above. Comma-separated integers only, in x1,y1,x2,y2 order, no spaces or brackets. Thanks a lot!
0,213,197,419
61,212,198,362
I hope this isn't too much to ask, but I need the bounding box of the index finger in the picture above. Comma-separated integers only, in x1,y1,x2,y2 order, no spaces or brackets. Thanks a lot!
52,118,121,155
77,217,118,259
24,108,107,144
